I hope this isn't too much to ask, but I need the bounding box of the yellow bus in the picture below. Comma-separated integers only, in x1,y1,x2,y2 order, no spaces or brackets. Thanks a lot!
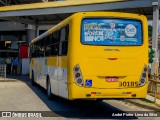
29,12,148,100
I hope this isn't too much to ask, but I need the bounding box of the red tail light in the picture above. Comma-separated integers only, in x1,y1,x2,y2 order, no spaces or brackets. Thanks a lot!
73,64,84,86
108,58,117,60
75,73,80,78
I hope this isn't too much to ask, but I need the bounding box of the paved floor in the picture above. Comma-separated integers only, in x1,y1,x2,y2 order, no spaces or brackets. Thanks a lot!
0,75,159,120
0,82,50,111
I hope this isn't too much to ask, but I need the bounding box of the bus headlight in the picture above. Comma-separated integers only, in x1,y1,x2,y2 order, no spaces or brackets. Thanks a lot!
73,64,84,86
139,65,147,87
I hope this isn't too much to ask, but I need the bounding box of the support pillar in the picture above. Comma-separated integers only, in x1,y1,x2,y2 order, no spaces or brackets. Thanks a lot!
26,24,36,45
151,0,159,75
35,25,39,37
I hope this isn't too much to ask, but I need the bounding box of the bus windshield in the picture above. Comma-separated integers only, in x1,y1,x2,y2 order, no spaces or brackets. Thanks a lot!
81,18,142,46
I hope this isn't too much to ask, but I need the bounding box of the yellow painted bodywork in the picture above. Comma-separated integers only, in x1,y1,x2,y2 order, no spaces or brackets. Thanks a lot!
0,0,125,12
67,12,148,99
46,57,58,67
69,84,148,99
30,12,148,100
31,56,68,68
45,56,67,68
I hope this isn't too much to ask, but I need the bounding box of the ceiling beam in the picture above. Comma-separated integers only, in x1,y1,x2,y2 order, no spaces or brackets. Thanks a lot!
0,0,154,17
37,20,61,25
0,17,36,25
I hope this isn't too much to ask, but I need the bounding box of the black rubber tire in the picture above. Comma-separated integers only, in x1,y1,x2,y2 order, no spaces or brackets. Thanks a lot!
31,71,36,86
47,78,52,100
96,99,103,102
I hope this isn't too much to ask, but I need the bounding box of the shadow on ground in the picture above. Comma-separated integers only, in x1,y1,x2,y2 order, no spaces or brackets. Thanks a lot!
6,75,138,119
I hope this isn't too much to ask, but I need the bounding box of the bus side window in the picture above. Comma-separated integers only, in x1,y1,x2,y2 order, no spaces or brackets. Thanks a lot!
40,46,45,57
51,30,60,44
43,37,46,57
59,25,69,56
50,31,60,56
34,47,38,57
65,25,69,41
60,27,66,41
44,35,51,57
35,41,40,57
39,39,42,57
51,43,59,56
45,45,51,56
31,45,35,57
61,41,68,55
46,35,51,46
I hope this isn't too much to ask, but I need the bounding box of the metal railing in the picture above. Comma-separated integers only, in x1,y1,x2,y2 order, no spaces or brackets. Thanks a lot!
148,75,160,102
0,64,6,78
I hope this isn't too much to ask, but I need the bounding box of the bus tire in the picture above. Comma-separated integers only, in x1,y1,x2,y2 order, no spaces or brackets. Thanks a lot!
31,71,36,86
96,99,103,102
47,77,52,100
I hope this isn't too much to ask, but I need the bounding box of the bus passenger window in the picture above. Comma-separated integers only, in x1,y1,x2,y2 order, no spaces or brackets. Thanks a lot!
51,31,60,44
41,38,45,46
59,25,69,56
51,43,59,56
61,41,68,55
65,25,69,41
34,47,39,57
60,27,66,41
34,41,41,57
38,39,44,57
45,46,51,56
43,37,50,46
40,46,45,57
46,35,51,46
31,45,35,57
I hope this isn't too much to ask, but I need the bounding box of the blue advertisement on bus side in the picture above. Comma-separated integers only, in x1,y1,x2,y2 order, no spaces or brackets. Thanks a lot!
81,18,142,46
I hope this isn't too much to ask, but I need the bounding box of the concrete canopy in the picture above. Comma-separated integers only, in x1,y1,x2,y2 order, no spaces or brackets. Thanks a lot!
0,0,157,25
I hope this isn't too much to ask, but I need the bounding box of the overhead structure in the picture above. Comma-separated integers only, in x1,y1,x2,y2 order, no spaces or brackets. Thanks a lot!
0,0,52,6
0,0,159,74
0,0,156,25
0,0,154,17
0,0,155,25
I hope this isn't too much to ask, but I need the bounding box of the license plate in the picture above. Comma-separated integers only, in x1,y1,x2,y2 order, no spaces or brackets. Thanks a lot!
106,77,118,82
119,81,139,87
